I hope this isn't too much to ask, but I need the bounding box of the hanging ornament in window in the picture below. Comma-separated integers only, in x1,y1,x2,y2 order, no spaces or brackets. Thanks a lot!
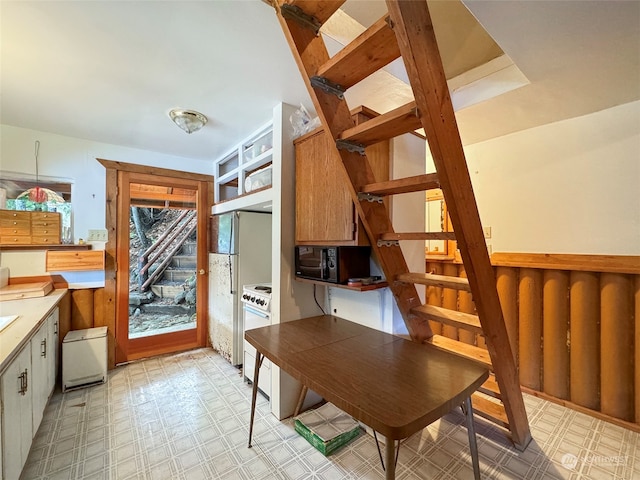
17,141,64,204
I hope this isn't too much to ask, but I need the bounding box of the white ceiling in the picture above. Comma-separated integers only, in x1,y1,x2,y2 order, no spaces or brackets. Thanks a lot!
1,1,639,163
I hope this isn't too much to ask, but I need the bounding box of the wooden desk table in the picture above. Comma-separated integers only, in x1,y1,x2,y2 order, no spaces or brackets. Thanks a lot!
245,315,489,480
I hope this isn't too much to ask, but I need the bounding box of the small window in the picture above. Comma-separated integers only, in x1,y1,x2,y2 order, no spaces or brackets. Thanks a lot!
0,175,73,243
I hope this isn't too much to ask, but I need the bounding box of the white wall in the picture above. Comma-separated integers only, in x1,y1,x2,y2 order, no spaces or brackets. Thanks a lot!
0,124,213,279
328,132,427,336
461,100,640,255
1,124,212,243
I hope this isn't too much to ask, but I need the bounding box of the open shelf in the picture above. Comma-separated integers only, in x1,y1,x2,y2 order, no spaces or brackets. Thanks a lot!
295,276,388,291
214,122,274,203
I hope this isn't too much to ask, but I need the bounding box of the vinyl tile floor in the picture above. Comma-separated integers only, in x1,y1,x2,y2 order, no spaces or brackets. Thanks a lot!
21,348,639,480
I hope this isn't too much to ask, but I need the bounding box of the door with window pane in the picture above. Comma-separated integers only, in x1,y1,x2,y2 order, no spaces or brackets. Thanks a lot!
115,171,209,363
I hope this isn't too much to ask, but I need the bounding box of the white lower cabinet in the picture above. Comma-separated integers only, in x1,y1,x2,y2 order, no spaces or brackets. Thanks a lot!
1,344,33,480
1,307,59,480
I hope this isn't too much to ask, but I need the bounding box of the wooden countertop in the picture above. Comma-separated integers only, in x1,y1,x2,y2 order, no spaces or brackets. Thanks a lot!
0,289,67,373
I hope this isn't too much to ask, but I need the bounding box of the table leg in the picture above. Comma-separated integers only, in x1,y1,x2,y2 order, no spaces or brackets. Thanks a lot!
247,352,263,448
463,396,481,480
385,437,396,480
293,385,308,417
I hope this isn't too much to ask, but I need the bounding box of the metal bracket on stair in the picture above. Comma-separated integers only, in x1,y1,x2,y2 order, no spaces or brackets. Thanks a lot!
357,192,383,204
385,16,394,29
377,239,400,248
336,139,365,155
280,4,321,35
310,76,345,99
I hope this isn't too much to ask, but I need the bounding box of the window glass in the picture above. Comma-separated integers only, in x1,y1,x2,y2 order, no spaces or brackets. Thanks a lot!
0,177,72,243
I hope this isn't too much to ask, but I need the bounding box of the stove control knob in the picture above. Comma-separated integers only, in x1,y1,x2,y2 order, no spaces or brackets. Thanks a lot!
251,296,256,302
259,299,264,306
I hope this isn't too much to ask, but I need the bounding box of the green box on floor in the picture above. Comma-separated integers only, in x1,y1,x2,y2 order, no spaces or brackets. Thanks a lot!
294,403,362,456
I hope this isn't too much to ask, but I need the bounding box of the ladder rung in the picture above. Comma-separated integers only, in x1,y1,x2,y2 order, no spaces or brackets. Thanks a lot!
398,272,470,291
471,392,509,428
379,232,456,241
360,173,439,196
428,334,492,369
479,373,502,400
412,305,483,334
287,0,346,24
317,15,400,90
339,101,422,146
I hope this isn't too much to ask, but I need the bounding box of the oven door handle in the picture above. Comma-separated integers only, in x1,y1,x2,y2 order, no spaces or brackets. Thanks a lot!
244,304,270,319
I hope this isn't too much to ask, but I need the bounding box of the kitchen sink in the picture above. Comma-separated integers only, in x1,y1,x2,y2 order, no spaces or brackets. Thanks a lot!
0,315,19,332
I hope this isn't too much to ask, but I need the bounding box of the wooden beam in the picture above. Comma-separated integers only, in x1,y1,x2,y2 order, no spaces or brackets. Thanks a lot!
397,272,470,291
380,232,456,241
491,252,640,275
340,101,422,145
288,0,345,24
360,173,439,196
412,304,483,334
317,14,400,89
386,0,531,449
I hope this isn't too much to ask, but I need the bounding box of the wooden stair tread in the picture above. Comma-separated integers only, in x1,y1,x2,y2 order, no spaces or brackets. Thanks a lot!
380,232,456,241
428,335,492,369
472,392,509,428
317,15,400,90
274,0,532,449
398,272,470,291
339,101,422,146
287,0,345,24
479,373,501,399
360,173,440,196
412,305,482,334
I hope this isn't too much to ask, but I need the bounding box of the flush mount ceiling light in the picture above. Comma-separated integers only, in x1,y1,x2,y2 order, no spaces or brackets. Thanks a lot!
169,109,208,134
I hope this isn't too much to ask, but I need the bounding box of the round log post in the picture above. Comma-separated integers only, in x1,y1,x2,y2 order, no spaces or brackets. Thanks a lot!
543,270,570,400
569,271,600,411
519,268,542,390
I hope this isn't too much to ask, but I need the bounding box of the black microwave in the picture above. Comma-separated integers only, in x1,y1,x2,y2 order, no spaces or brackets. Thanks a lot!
295,246,370,284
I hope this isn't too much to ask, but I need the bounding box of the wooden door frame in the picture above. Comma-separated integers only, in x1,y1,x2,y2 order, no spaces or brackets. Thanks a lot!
98,159,213,368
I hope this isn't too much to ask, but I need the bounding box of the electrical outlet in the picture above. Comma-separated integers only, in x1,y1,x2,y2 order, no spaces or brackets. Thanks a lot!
87,229,108,241
487,244,493,255
483,226,492,239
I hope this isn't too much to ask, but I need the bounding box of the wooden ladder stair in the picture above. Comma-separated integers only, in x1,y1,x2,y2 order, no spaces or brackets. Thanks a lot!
272,0,531,450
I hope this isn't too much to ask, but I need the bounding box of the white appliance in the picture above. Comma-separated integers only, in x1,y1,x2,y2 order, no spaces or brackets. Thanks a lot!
209,211,272,365
62,326,108,392
242,283,272,398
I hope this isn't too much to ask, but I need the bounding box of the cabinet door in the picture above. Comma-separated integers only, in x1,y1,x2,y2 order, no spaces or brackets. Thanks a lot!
295,131,355,244
47,308,59,394
30,321,49,436
1,344,32,480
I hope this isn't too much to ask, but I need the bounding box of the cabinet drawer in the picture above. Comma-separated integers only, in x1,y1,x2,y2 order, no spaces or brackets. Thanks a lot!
31,225,58,236
0,210,30,222
0,224,30,236
46,250,105,271
32,214,60,231
31,212,60,222
31,235,61,245
0,236,32,245
0,217,30,231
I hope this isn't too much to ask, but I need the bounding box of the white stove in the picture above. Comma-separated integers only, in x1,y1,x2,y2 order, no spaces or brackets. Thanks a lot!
241,283,272,314
242,283,273,398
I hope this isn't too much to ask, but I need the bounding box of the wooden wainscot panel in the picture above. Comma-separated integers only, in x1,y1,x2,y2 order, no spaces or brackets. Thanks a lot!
46,250,105,271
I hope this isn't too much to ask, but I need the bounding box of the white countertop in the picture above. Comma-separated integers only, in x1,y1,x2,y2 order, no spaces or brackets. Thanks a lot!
0,289,67,373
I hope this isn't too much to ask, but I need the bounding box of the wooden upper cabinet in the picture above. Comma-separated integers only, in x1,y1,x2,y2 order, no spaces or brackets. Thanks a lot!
294,107,389,246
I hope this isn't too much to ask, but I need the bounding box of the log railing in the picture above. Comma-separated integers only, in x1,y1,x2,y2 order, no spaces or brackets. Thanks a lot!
425,252,640,430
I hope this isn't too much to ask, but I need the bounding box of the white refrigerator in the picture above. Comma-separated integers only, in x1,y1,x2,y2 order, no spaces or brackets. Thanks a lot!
208,211,272,365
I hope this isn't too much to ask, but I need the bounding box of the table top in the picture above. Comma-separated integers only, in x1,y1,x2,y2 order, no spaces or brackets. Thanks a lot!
245,315,489,440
